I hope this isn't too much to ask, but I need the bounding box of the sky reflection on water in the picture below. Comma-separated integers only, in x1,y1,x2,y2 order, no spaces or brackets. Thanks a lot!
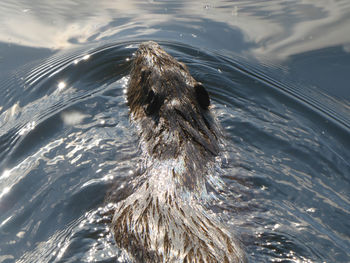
1,0,349,100
1,0,349,59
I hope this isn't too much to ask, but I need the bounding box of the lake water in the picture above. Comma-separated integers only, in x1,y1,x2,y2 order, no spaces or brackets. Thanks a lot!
0,1,349,262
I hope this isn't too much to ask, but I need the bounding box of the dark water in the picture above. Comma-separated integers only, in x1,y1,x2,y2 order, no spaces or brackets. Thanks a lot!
0,1,349,262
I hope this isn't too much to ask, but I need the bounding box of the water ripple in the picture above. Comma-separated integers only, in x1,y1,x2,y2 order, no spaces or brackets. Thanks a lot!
0,41,349,262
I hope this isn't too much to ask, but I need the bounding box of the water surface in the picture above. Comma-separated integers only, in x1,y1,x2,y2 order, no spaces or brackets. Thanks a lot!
0,1,349,262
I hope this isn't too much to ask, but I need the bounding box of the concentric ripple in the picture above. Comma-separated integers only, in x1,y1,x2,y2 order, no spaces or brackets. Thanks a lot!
0,41,349,262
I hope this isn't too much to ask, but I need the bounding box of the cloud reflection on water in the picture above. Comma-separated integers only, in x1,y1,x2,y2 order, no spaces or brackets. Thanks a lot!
0,0,349,60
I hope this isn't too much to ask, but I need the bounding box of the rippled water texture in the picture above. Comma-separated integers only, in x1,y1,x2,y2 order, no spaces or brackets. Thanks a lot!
0,1,349,263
